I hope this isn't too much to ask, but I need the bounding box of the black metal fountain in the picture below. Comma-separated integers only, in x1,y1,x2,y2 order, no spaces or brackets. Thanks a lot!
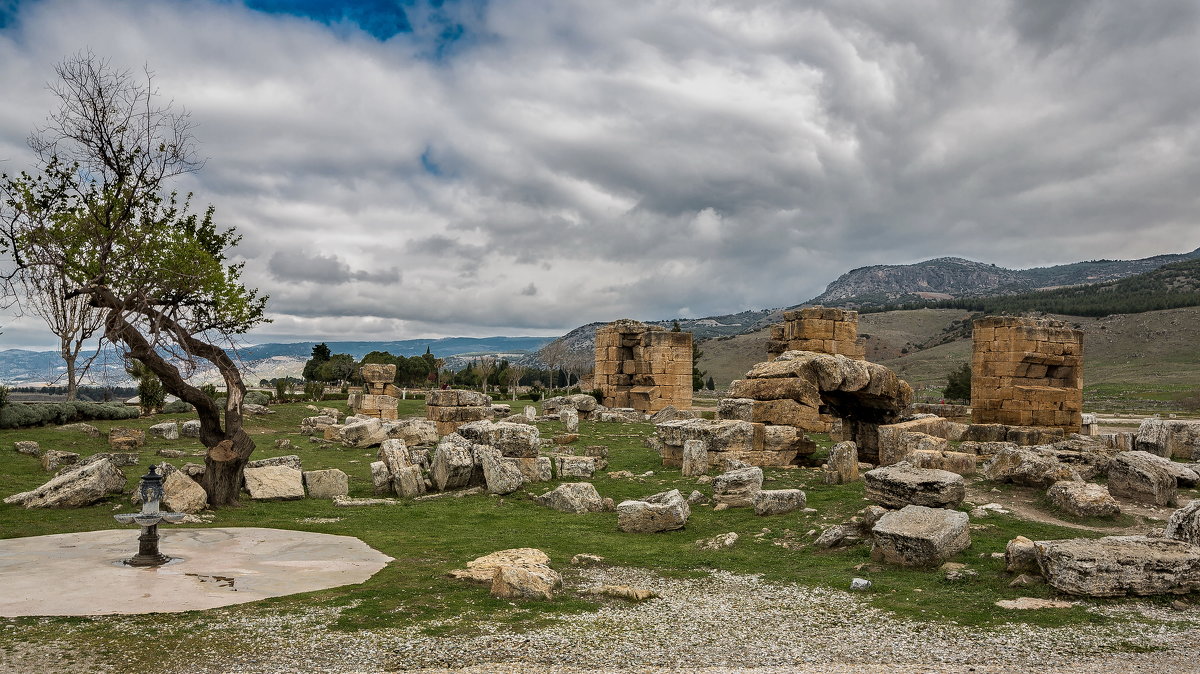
113,465,186,566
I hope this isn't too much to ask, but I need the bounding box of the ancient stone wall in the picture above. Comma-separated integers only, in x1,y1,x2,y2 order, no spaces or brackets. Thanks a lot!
766,306,865,360
971,317,1083,431
348,364,399,421
425,389,493,436
594,319,692,414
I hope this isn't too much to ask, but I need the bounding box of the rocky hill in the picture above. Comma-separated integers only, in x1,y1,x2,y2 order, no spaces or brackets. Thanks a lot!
809,246,1200,308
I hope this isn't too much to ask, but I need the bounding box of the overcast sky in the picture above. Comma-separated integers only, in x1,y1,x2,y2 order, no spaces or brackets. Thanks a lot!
1,0,1198,350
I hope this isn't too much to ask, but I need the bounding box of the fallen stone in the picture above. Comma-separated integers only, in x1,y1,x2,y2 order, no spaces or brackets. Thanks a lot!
712,466,763,507
148,422,179,440
481,450,525,495
1137,418,1200,460
982,446,1081,488
303,469,350,499
246,454,303,471
617,489,690,533
534,482,605,514
863,463,965,509
370,461,391,495
996,597,1077,610
431,434,476,491
180,420,201,438
243,465,305,501
581,585,657,601
822,441,859,485
161,470,208,513
554,454,597,479
1005,536,1040,574
14,441,41,456
300,415,337,434
753,489,807,516
1165,500,1200,545
56,422,100,438
814,524,860,549
383,418,440,447
156,449,188,458
333,495,403,507
571,553,605,565
40,450,79,472
491,564,562,600
696,532,739,550
392,465,426,498
76,452,141,469
1108,451,1178,506
682,439,708,477
4,459,126,508
1046,481,1120,518
554,433,580,445
870,505,970,568
450,548,551,583
1034,535,1200,596
108,428,145,452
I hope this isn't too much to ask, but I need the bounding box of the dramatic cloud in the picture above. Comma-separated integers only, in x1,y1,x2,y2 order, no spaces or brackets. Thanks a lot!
1,0,1198,348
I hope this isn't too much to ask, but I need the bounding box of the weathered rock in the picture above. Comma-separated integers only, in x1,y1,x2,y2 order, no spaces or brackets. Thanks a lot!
1046,481,1120,518
180,420,201,438
582,445,609,471
243,465,305,501
1137,418,1200,460
339,417,388,448
534,482,605,514
148,422,179,440
814,524,861,549
822,441,859,485
481,450,525,495
1121,450,1200,487
77,452,141,468
870,505,970,568
40,450,79,472
1034,536,1200,596
449,548,551,583
156,449,188,458
303,469,350,499
1005,536,1040,574
681,439,708,477
711,466,763,507
181,462,205,480
560,408,579,433
13,440,41,456
863,463,965,509
370,460,392,495
617,489,690,533
378,438,411,472
458,420,541,458
908,449,977,475
1109,451,1178,506
246,455,302,471
491,564,562,600
56,422,100,438
554,454,596,479
696,532,739,550
753,489,807,516
876,417,950,466
242,403,271,415
431,433,476,491
1164,500,1200,545
393,465,426,498
982,446,1081,488
300,415,337,434
108,428,145,452
161,471,208,513
512,456,553,482
4,459,126,508
383,418,440,447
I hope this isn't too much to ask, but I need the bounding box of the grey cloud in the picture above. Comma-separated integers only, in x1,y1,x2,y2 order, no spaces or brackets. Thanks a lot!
267,250,399,285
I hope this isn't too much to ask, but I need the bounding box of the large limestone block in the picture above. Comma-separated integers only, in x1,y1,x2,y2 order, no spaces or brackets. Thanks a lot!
383,419,439,447
40,450,79,472
491,564,562,601
712,466,763,507
560,408,579,433
161,471,208,513
822,441,860,485
908,449,977,475
247,455,302,471
617,489,690,533
181,420,202,438
863,463,965,509
727,377,821,406
554,455,596,479
458,421,540,458
535,482,606,514
450,548,551,583
108,428,145,452
4,459,126,509
482,451,525,495
339,418,387,448
1122,450,1200,487
870,505,970,568
149,422,179,440
1165,500,1200,545
877,417,951,466
359,362,397,383
753,489,807,516
427,389,491,407
1109,451,1178,506
14,440,41,456
301,415,337,434
56,422,100,438
378,438,411,473
303,469,350,499
1034,536,1200,596
981,446,1081,488
512,456,553,482
656,418,756,454
244,466,305,501
1046,481,1120,518
431,433,476,491
370,461,392,495
682,439,708,477
392,465,426,498
1137,419,1200,460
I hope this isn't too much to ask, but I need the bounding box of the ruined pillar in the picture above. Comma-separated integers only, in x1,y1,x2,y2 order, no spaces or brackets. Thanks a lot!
349,363,399,421
594,319,692,414
971,317,1083,431
766,306,866,360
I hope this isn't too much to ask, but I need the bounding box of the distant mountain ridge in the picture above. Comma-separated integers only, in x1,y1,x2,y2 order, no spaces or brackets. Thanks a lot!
809,246,1200,308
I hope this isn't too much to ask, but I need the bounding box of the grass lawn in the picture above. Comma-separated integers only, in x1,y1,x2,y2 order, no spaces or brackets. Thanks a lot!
1,399,1195,667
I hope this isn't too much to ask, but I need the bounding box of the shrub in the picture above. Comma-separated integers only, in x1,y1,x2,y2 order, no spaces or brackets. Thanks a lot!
304,380,324,402
138,374,165,415
943,362,972,401
0,385,8,410
0,401,139,429
162,400,194,414
523,392,542,402
275,378,288,401
244,390,271,407
590,389,604,404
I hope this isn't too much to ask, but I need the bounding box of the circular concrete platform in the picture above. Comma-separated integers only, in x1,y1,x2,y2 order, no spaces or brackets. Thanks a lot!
0,527,394,616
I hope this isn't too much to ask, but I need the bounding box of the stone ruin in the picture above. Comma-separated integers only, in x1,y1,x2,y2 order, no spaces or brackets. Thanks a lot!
426,389,494,436
971,316,1083,432
349,364,400,421
656,351,912,468
594,319,692,414
766,306,866,360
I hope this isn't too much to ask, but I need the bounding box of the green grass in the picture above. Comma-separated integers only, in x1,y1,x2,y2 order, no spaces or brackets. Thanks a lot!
0,401,1194,668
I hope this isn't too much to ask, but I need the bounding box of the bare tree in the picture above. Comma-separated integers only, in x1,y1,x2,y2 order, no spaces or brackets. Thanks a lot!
1,53,267,507
503,363,526,400
475,356,496,395
17,265,104,400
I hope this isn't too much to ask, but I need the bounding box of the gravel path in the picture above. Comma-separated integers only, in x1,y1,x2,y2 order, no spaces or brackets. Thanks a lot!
5,565,1200,674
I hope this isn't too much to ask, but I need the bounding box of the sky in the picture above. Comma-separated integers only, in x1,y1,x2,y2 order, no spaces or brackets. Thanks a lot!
1,0,1198,351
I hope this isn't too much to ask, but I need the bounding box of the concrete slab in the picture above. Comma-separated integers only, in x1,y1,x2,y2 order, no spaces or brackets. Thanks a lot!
0,527,394,616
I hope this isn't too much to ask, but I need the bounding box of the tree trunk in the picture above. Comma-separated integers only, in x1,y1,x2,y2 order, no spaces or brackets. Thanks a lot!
96,291,254,508
63,347,77,401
